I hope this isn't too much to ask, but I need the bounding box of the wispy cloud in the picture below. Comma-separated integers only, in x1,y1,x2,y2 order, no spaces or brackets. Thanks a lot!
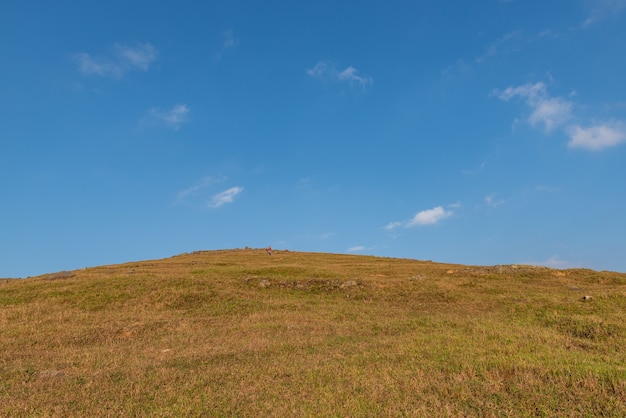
485,194,505,207
347,246,365,252
177,176,226,203
567,122,626,150
74,43,158,78
142,104,190,130
385,221,404,231
210,187,244,208
495,82,573,133
216,29,237,60
475,30,523,64
178,177,243,209
296,177,310,189
307,62,373,91
444,30,559,77
462,161,487,176
583,0,626,27
386,205,454,230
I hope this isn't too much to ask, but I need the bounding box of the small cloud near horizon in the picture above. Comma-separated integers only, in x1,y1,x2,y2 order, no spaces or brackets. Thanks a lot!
347,246,365,252
386,205,454,230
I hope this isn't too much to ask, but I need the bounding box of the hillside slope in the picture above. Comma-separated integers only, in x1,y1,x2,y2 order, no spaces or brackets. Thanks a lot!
1,249,625,416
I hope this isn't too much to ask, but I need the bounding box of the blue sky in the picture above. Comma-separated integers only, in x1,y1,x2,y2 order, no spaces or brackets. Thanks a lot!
2,0,626,277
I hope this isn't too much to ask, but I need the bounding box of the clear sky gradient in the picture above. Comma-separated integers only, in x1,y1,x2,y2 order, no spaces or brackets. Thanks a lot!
2,0,626,277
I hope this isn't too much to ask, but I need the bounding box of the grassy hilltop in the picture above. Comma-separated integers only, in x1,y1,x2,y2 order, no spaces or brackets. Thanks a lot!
1,249,625,417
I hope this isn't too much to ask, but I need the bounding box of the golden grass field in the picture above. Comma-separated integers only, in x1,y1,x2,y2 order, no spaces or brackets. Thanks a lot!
1,249,625,417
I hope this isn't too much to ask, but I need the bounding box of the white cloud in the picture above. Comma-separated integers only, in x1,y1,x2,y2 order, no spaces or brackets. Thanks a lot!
74,43,158,78
567,122,626,150
497,82,546,102
387,205,454,230
496,82,572,132
485,194,505,207
528,97,573,132
161,104,190,128
143,104,190,130
115,43,157,70
337,66,372,88
210,187,243,208
348,246,365,252
307,61,373,91
384,221,404,231
74,53,121,77
497,80,626,151
306,62,330,78
408,206,453,226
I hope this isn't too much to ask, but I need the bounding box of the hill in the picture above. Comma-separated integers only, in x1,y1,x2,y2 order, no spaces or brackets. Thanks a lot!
1,249,625,416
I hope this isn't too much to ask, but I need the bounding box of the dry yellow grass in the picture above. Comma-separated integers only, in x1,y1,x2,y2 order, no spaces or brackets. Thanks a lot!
1,249,625,416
